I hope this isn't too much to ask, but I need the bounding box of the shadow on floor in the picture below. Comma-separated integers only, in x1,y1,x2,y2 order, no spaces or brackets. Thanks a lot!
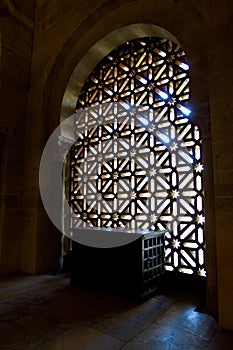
0,273,232,350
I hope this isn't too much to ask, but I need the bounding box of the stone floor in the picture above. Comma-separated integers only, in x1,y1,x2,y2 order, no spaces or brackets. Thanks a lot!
0,274,233,350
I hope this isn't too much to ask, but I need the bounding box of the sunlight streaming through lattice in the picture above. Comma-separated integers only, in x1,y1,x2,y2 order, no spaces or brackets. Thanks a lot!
70,37,206,276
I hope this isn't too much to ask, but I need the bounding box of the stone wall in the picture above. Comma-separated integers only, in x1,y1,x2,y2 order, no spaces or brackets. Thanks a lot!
205,0,233,330
0,0,35,275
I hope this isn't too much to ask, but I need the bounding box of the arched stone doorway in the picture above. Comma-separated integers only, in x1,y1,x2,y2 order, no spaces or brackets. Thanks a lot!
65,33,204,278
32,0,217,314
54,23,217,316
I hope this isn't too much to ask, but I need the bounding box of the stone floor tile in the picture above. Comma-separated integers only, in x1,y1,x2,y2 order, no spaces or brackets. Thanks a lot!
0,275,68,301
0,274,232,350
156,295,218,342
37,325,125,350
121,320,208,350
0,321,47,350
88,294,176,341
206,328,233,350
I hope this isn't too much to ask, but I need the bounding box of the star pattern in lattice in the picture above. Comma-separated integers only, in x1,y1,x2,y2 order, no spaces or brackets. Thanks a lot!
70,37,206,276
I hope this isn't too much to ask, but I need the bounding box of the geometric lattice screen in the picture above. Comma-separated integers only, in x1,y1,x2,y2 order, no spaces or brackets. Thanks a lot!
70,37,206,276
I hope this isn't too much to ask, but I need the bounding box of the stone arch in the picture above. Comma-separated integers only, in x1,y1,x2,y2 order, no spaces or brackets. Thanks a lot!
41,0,205,133
39,2,216,317
60,23,180,123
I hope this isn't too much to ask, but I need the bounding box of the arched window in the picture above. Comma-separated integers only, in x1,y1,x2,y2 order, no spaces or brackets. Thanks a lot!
69,37,205,276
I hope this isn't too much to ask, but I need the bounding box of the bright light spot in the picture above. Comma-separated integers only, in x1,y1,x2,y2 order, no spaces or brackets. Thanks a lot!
157,131,171,144
130,191,137,199
170,142,178,151
165,266,174,272
140,77,148,85
179,62,189,71
179,268,193,274
130,149,137,156
156,88,169,100
124,103,132,110
159,50,166,57
194,163,204,172
149,168,157,176
178,104,191,116
195,214,205,225
174,251,179,267
148,124,156,132
168,97,176,106
199,249,205,265
170,190,179,199
139,116,150,126
172,239,181,249
150,214,157,222
113,213,119,220
197,268,206,277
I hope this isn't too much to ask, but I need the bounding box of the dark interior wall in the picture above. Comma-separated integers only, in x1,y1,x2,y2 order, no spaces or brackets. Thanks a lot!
0,0,35,275
205,0,233,330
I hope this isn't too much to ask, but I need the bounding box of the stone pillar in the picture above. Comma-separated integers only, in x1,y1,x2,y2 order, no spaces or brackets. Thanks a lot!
0,7,35,275
206,0,233,329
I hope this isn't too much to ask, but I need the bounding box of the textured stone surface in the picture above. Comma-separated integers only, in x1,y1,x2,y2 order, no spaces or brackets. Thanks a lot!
0,275,232,350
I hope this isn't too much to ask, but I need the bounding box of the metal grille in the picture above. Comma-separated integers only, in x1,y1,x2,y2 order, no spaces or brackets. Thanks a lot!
143,232,165,296
69,37,205,276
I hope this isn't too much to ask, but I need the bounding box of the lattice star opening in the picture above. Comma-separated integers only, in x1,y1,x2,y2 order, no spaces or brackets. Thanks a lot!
69,37,206,276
